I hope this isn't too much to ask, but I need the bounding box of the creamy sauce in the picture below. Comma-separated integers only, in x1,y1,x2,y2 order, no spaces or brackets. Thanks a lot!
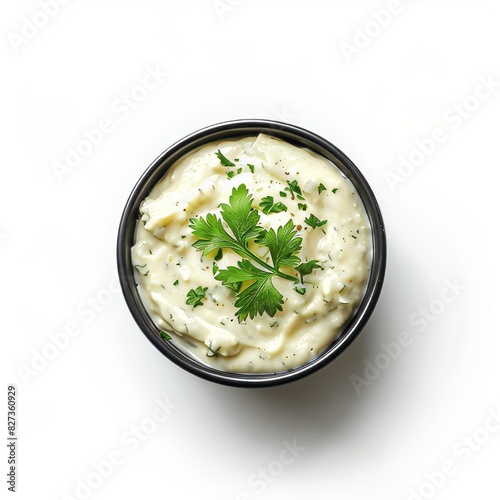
132,134,371,372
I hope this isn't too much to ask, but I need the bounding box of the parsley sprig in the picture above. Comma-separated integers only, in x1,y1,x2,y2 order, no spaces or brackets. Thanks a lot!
189,184,319,321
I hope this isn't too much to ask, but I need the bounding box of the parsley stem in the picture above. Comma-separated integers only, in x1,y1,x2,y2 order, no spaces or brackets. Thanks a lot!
236,245,299,284
211,225,299,283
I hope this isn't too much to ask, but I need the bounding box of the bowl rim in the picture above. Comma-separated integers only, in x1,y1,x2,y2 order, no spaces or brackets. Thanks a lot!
117,119,387,388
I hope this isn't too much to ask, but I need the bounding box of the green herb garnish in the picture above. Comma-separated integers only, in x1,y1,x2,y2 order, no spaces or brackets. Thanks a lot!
216,149,235,167
214,248,223,261
297,203,307,211
295,259,321,282
160,330,172,341
173,279,179,286
186,286,208,307
206,340,221,357
247,163,255,173
304,213,327,229
318,183,327,194
284,180,305,200
259,196,288,215
189,184,318,321
134,263,149,276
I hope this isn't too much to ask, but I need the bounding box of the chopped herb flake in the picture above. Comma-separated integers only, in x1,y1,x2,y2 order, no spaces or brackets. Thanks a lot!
296,260,321,281
186,286,208,307
134,264,149,276
216,149,235,167
304,214,327,229
206,340,221,357
259,196,288,215
160,330,172,341
285,180,304,200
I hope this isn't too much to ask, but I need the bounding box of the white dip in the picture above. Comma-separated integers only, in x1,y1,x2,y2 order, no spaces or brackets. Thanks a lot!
132,134,371,372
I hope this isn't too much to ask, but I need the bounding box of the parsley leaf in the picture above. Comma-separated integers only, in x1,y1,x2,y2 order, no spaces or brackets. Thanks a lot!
186,286,208,307
216,149,235,167
295,260,321,282
304,214,327,229
255,220,302,269
247,163,255,173
284,180,305,200
259,196,288,215
189,185,263,260
189,213,244,257
318,183,326,194
134,263,149,276
216,261,284,320
220,184,262,245
214,248,223,261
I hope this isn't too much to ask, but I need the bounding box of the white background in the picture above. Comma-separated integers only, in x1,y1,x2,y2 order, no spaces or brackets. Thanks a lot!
2,1,500,499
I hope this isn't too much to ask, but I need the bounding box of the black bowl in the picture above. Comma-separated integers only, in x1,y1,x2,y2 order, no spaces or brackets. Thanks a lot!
117,119,386,387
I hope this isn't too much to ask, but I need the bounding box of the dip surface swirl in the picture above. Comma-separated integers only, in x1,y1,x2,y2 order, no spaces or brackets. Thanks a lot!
132,134,371,372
